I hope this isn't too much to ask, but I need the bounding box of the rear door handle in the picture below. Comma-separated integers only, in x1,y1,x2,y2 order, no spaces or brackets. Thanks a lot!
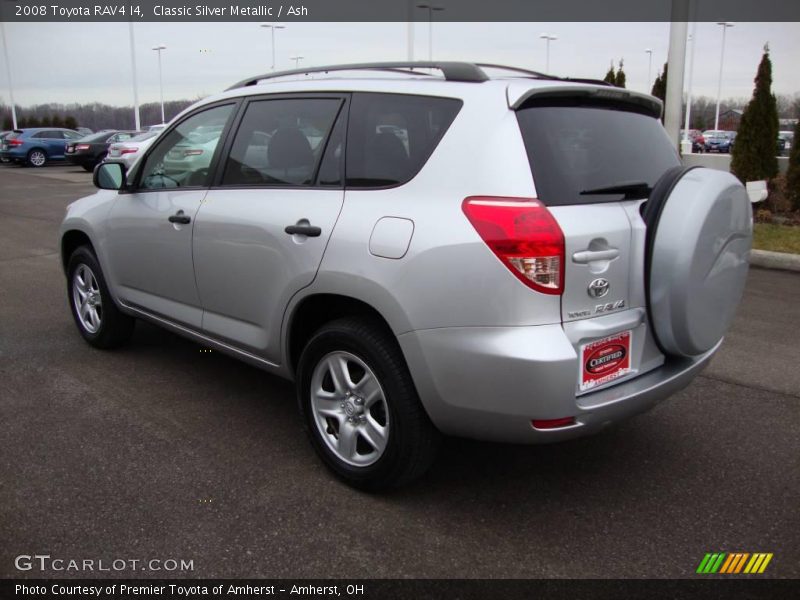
572,248,619,263
285,224,322,237
168,210,191,225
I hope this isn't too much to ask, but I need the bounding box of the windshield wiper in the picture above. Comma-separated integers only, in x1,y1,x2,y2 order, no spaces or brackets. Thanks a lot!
580,181,652,200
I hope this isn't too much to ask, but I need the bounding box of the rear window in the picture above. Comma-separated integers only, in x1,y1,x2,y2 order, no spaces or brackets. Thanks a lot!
516,105,679,206
346,93,462,188
82,132,115,142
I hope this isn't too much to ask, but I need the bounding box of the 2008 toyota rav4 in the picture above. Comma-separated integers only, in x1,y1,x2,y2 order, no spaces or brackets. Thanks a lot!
60,62,752,489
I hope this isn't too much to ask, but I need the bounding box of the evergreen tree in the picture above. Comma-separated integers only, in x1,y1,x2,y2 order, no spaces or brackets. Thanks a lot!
731,46,779,183
51,114,64,128
615,59,626,88
40,115,51,127
603,61,616,85
3,116,11,130
64,116,78,130
27,116,40,127
651,63,668,123
651,63,667,101
785,118,800,211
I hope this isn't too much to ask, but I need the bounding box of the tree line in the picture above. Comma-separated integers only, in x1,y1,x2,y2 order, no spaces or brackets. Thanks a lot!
0,100,195,132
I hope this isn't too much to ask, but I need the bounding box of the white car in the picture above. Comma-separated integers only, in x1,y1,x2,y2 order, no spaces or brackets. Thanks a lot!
106,131,159,169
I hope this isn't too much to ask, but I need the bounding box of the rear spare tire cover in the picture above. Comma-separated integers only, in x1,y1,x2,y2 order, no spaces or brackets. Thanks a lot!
646,167,751,357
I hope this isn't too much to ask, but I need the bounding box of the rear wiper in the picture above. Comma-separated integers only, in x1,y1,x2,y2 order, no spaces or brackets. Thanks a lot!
580,181,652,200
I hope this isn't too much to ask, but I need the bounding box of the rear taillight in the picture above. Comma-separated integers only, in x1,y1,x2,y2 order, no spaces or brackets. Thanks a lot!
183,149,203,157
76,144,90,151
120,148,137,155
462,196,564,295
8,139,23,147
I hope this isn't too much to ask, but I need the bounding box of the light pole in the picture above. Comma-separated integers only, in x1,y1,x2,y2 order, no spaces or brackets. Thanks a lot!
260,23,285,71
128,23,140,131
290,55,304,69
683,22,698,148
540,34,557,73
714,22,734,131
416,4,444,61
152,44,167,124
0,20,17,129
645,48,653,91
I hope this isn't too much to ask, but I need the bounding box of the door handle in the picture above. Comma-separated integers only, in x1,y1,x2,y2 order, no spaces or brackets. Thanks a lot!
168,211,191,225
572,248,619,263
285,224,322,237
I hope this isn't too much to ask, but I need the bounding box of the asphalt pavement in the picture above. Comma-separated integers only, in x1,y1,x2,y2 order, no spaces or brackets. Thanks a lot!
1,164,798,579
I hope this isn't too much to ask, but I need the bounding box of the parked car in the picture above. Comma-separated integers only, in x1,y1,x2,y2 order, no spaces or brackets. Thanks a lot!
0,131,11,163
680,129,705,153
106,130,160,169
65,130,140,172
76,127,94,136
60,62,752,489
702,130,734,153
778,131,793,156
0,127,83,166
161,125,224,177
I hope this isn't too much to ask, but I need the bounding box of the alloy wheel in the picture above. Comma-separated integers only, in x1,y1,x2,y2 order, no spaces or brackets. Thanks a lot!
72,264,103,333
309,351,390,467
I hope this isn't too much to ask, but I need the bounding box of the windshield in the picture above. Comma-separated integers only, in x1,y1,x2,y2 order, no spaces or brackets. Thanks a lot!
516,105,679,206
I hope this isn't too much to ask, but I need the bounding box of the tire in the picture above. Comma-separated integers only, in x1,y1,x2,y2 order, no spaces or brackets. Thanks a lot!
297,317,441,491
26,149,47,168
66,246,135,349
82,163,95,172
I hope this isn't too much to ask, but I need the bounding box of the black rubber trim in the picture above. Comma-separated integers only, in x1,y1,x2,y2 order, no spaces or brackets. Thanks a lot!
642,165,701,356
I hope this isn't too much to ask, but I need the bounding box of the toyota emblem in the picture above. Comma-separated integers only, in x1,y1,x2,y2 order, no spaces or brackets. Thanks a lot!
588,278,610,298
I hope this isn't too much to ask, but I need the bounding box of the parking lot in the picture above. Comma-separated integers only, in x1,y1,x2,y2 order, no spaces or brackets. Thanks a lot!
0,164,798,579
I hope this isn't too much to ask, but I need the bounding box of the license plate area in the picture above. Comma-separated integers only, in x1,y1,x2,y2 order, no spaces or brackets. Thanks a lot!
580,330,632,392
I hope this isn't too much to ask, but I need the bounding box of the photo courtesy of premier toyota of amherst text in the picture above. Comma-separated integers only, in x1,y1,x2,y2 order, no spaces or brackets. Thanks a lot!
0,1,798,598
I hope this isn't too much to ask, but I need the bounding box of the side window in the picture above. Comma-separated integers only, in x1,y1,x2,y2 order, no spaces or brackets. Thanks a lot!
31,131,49,139
138,104,234,190
47,131,64,139
115,133,134,142
346,93,462,188
316,112,346,187
64,131,82,140
221,98,342,187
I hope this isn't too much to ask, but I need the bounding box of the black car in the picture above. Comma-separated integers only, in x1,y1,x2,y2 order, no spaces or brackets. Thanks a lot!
65,130,139,171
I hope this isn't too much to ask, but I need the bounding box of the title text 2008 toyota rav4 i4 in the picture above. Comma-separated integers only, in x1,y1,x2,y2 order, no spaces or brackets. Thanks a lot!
60,62,752,490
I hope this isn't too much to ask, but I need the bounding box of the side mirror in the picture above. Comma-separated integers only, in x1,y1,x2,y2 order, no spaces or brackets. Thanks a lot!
93,161,126,190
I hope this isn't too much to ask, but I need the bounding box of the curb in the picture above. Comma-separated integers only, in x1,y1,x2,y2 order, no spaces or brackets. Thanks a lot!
750,249,800,273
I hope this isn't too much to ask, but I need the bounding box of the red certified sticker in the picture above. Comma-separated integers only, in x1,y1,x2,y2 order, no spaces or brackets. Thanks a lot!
580,331,631,391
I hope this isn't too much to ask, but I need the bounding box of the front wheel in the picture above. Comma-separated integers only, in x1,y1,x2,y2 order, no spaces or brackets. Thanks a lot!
67,246,135,348
297,317,440,490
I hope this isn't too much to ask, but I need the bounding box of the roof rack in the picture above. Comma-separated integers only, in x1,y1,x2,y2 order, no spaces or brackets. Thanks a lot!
475,63,559,80
226,61,489,90
225,61,617,92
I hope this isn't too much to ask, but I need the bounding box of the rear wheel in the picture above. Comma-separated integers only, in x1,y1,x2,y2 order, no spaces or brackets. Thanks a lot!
67,246,135,349
26,149,47,167
297,317,440,490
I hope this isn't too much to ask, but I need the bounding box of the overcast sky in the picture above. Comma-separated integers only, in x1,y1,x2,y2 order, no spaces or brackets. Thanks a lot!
1,21,798,107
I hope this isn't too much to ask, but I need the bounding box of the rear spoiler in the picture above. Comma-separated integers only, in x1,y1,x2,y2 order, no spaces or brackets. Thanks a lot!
507,83,663,120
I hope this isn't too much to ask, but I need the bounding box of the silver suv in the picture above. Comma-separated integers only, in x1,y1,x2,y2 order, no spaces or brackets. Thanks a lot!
60,62,752,489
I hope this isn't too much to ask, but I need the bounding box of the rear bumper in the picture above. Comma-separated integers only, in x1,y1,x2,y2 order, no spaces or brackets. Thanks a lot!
65,153,95,167
398,324,718,443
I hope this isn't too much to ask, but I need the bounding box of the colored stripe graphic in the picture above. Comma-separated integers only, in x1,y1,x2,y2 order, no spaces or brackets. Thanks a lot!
699,552,773,574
